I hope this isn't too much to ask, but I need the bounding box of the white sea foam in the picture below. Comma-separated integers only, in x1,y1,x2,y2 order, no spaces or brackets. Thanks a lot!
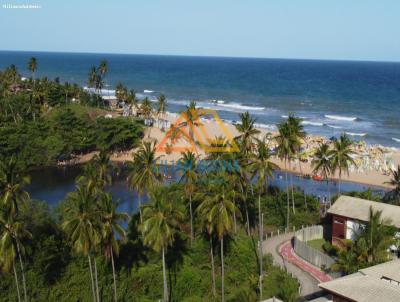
84,87,116,96
209,99,225,104
325,114,358,122
392,137,400,143
327,124,342,129
254,123,277,130
346,132,367,137
143,89,154,93
216,102,265,111
281,115,307,119
301,121,324,127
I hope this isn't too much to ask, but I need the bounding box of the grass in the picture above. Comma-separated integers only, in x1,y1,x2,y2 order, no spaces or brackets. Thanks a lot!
306,238,326,252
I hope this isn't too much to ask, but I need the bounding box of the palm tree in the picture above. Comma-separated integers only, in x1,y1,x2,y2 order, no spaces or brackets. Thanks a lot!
356,208,394,264
141,97,153,136
177,151,198,246
95,75,104,102
77,162,107,194
234,112,260,231
88,66,98,91
249,138,279,299
98,60,108,102
127,140,163,224
115,83,127,102
62,185,100,302
157,94,167,121
0,157,30,216
141,97,153,118
127,90,138,115
197,180,239,302
235,112,260,154
312,143,333,202
99,60,108,79
0,209,31,302
197,205,217,298
92,150,116,187
0,225,22,302
176,101,204,143
27,57,37,81
275,122,293,229
224,146,251,234
385,165,400,204
330,134,357,194
287,115,306,211
227,139,254,235
140,187,184,302
99,193,128,302
64,82,71,103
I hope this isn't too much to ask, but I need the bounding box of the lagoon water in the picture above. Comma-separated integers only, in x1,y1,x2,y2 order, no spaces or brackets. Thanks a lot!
27,165,386,213
0,51,400,147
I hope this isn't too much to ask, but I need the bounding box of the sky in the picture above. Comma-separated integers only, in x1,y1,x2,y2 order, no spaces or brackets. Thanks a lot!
1,0,400,61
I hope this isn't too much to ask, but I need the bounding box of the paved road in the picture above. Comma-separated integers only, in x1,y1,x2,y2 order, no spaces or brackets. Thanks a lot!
262,232,320,298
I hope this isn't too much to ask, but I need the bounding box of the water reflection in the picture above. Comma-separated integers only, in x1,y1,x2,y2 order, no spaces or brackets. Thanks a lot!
27,164,387,214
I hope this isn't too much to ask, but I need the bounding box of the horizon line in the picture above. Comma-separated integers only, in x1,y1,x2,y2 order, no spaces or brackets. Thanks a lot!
1,49,400,64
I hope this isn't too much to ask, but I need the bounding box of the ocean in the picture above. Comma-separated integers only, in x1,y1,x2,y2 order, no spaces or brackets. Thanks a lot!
1,50,400,147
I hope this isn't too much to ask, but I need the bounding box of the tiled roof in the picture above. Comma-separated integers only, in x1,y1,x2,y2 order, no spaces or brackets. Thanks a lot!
327,195,400,228
319,260,400,302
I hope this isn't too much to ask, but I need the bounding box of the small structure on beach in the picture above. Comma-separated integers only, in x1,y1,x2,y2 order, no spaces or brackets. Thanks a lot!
102,95,118,108
319,259,400,302
327,196,400,246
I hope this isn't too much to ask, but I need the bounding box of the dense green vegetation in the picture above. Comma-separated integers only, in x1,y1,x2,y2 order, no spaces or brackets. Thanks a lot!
0,199,299,302
0,86,325,301
0,59,144,168
0,150,314,302
0,105,143,167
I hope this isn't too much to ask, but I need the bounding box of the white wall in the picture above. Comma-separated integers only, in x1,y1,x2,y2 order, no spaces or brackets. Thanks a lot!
346,220,363,240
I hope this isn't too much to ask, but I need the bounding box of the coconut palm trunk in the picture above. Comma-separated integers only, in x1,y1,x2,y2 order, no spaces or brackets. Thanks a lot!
13,264,21,302
289,162,295,214
233,204,237,234
258,193,263,301
138,194,143,225
162,247,168,302
220,236,225,302
17,243,27,302
245,202,251,235
88,256,97,302
189,194,194,246
241,184,251,235
298,160,307,208
209,238,216,297
111,247,118,302
94,258,100,302
327,179,331,206
285,161,290,229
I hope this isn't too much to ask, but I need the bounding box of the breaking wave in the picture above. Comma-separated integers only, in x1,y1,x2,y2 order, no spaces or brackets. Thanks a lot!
325,115,358,122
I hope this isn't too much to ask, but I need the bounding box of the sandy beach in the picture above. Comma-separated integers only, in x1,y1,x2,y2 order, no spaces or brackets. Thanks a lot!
70,111,399,189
